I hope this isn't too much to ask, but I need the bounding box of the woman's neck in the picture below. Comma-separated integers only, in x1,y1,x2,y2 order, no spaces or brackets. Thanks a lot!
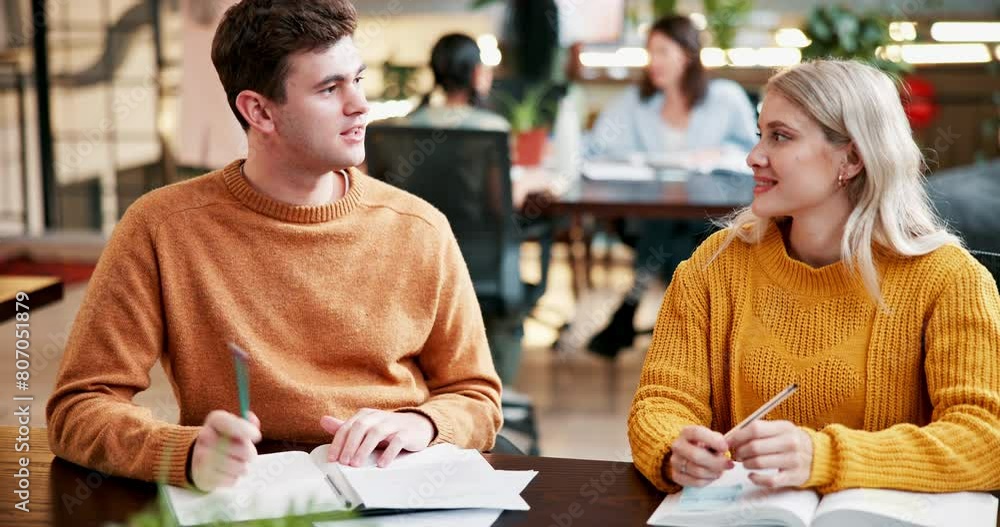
782,215,847,268
660,85,689,128
444,90,473,108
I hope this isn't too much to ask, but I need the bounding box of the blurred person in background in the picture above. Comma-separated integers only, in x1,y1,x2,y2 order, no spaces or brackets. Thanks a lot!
398,33,509,131
585,15,757,358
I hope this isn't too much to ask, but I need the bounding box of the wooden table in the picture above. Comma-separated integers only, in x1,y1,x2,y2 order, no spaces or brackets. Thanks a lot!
515,168,753,294
0,276,64,324
4,428,998,526
516,168,754,220
0,427,663,526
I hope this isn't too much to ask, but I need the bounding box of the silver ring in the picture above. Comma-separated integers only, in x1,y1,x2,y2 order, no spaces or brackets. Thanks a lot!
680,459,688,475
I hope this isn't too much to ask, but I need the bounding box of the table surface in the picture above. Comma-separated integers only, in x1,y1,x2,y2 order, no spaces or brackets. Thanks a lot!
515,167,754,219
4,428,999,526
0,427,664,526
0,276,64,324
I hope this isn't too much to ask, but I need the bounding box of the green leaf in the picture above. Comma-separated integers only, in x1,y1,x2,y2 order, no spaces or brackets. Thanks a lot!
652,0,678,17
833,14,860,53
470,0,504,8
807,12,833,43
858,19,888,50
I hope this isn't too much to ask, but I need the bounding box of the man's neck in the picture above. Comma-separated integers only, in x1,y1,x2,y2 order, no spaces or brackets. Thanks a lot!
242,153,346,206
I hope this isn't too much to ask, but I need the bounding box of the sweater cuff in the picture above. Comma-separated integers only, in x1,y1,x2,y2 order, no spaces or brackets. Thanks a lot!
155,426,202,488
397,406,456,447
635,439,679,493
802,427,835,489
658,451,682,494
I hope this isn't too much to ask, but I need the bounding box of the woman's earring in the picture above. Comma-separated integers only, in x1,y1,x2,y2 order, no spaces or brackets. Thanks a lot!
838,173,846,188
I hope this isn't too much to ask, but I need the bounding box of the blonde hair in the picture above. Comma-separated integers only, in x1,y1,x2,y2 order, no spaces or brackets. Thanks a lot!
713,59,961,308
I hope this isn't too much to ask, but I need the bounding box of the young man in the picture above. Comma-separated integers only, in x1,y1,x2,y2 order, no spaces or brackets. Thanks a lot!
46,0,502,491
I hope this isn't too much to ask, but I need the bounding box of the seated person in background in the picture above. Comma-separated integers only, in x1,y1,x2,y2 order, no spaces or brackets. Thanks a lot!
628,59,1000,494
397,33,509,131
585,15,757,358
387,32,535,388
46,0,501,492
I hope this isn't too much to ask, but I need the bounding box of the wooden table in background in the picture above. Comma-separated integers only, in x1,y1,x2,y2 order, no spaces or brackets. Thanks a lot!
515,168,754,219
0,276,64,324
515,168,754,294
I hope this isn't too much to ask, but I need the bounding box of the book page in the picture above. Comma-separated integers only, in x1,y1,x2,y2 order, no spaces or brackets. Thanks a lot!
647,463,819,527
812,488,999,527
165,451,346,526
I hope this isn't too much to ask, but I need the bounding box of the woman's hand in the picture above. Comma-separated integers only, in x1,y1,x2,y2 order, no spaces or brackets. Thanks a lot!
727,420,813,488
666,425,734,487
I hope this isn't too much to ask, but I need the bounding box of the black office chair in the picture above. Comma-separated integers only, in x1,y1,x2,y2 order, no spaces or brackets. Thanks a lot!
365,125,545,454
970,250,1000,289
928,159,1000,254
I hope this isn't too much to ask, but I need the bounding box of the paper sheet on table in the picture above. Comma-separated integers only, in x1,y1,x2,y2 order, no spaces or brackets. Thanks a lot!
314,470,535,527
582,161,655,181
313,508,504,527
338,458,536,510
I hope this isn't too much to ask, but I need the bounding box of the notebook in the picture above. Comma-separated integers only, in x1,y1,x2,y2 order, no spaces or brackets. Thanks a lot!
165,443,537,526
648,463,999,527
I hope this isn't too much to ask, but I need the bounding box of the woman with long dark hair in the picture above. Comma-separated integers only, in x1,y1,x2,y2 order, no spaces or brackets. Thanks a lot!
586,15,757,358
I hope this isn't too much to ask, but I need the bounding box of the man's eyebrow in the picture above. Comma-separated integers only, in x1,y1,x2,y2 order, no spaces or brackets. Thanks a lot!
312,64,367,90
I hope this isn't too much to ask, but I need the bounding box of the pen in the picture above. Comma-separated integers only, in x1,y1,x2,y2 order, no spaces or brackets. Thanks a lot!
724,383,798,441
228,342,251,420
702,383,798,455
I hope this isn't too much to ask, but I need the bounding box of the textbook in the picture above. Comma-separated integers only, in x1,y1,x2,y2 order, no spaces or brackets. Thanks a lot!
165,443,537,526
648,463,998,527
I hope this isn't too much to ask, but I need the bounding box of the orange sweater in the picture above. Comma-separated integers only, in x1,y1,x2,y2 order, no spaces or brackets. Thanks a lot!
46,160,502,487
629,224,1000,494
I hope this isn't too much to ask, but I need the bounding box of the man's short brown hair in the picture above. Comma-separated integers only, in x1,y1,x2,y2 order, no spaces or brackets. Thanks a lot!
211,0,358,130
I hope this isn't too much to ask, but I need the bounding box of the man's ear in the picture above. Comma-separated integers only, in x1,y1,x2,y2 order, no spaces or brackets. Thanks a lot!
235,90,276,133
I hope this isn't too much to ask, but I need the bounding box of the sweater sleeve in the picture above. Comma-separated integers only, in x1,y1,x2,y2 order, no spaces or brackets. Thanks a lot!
397,227,503,451
628,259,713,492
803,261,1000,493
45,204,200,487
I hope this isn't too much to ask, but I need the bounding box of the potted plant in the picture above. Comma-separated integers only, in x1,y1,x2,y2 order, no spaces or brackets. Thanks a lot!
801,5,909,76
702,0,753,50
801,6,929,128
496,83,555,166
652,0,678,17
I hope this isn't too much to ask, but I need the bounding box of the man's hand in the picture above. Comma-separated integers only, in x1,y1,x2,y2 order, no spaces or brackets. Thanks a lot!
190,410,261,491
727,420,813,488
667,425,734,487
321,409,435,468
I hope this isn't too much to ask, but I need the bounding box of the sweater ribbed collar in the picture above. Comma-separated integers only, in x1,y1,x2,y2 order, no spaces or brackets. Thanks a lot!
753,222,866,296
222,159,365,224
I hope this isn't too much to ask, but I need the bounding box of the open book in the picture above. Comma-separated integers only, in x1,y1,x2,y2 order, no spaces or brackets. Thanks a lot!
648,463,998,527
165,443,537,526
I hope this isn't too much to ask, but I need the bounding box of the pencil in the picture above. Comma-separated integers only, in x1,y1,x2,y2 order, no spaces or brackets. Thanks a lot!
724,383,798,441
228,342,251,420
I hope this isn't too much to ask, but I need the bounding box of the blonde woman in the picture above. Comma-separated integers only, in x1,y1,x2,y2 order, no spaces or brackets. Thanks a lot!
628,59,1000,494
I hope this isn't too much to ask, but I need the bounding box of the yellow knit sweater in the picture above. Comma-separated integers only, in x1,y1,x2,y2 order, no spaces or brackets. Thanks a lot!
46,160,502,487
629,223,1000,494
